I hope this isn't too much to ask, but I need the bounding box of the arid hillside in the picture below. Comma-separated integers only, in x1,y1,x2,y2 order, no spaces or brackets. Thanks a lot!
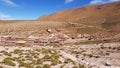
0,2,120,39
38,2,120,32
0,20,66,37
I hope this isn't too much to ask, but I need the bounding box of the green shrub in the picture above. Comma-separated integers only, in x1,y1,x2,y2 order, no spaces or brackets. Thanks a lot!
72,51,81,54
36,66,42,68
51,54,59,59
26,65,34,68
25,55,33,61
60,65,64,68
43,55,52,60
42,49,49,54
87,54,93,57
31,60,36,64
64,59,74,64
51,59,59,65
73,66,78,68
94,55,100,58
2,57,16,66
1,51,11,56
13,49,22,54
83,53,93,57
31,52,39,57
79,65,86,68
35,49,41,52
83,53,87,57
43,64,51,68
105,53,110,55
12,57,18,61
17,59,25,67
36,59,42,64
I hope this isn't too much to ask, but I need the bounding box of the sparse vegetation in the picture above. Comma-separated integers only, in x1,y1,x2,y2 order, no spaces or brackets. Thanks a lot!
2,57,16,66
43,55,52,60
79,65,86,68
51,58,60,65
74,40,110,45
13,49,23,54
36,59,42,64
43,64,51,68
73,66,78,68
36,66,42,68
105,52,110,55
0,42,119,68
64,58,74,64
1,51,11,56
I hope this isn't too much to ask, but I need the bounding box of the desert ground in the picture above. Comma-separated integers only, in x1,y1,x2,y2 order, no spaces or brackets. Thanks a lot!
0,42,119,68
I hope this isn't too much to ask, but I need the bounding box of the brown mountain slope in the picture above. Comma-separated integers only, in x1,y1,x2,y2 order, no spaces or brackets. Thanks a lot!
0,2,120,38
38,2,120,21
38,2,120,32
0,20,66,37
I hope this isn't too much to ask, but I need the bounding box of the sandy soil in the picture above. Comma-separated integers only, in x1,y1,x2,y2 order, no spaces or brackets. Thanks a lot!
0,42,119,68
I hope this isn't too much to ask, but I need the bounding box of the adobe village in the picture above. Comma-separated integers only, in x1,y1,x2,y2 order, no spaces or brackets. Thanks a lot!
0,2,120,68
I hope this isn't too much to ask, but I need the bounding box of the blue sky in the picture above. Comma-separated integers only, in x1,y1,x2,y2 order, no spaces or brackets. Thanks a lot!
0,0,119,20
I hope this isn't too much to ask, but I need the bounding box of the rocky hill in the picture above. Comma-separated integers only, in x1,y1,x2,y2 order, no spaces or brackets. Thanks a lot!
38,2,120,33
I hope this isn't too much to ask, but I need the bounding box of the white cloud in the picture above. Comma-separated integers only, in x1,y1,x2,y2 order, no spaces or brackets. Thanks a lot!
0,13,14,20
90,0,104,4
65,0,74,4
109,0,120,2
90,0,120,4
1,0,18,7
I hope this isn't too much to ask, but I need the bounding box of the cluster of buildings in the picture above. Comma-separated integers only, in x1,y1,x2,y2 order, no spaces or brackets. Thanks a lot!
0,28,97,45
0,33,97,45
0,33,68,45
